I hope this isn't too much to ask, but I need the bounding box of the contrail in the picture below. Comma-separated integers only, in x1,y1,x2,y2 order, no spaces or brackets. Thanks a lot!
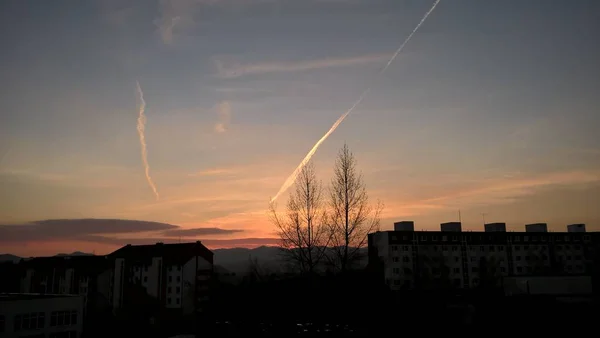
136,81,160,201
270,0,442,203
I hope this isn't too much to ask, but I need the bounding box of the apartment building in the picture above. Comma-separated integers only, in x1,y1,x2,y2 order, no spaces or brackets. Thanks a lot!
18,256,113,315
368,221,599,291
109,241,213,315
0,293,84,338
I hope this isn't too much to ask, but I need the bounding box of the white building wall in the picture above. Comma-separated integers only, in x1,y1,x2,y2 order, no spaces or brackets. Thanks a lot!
147,257,163,299
166,264,184,309
20,270,34,293
181,256,212,315
112,258,125,310
0,295,84,338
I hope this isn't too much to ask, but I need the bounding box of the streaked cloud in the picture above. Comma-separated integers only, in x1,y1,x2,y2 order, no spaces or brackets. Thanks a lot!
163,227,243,236
214,53,390,79
0,219,177,243
214,101,232,133
0,218,249,245
80,235,279,249
422,170,600,206
380,170,600,220
155,0,281,44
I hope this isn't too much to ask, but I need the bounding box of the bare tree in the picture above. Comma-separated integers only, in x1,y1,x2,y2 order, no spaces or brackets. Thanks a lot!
329,144,383,272
269,162,330,274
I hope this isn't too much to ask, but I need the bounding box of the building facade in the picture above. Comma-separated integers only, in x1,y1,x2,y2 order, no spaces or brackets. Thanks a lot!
109,241,213,315
368,221,599,291
18,256,113,316
0,293,84,338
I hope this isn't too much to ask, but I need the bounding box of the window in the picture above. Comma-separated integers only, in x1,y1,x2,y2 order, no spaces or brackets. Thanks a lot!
177,276,181,282
402,257,410,263
143,276,148,282
392,268,400,274
50,311,77,327
14,312,45,331
167,287,172,293
176,298,180,305
176,287,181,294
167,298,172,304
49,331,77,338
453,268,460,273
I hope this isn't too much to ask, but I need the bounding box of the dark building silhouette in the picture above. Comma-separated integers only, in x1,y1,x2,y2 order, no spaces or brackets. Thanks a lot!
108,241,213,316
369,222,599,291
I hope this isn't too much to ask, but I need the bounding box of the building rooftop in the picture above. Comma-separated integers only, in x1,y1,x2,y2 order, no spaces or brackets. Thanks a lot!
0,293,81,302
108,241,213,264
19,255,111,272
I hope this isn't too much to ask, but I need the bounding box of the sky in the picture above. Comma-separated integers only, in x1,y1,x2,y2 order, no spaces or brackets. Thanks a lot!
1,0,599,257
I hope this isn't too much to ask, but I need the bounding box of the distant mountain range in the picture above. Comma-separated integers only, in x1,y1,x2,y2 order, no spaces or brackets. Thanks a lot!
0,246,367,275
0,251,93,263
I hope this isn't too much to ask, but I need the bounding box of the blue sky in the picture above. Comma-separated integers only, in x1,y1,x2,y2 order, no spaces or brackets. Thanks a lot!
1,0,599,256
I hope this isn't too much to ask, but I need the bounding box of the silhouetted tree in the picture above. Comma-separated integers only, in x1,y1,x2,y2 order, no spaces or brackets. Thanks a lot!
329,144,383,272
415,250,452,290
269,161,330,274
478,256,503,291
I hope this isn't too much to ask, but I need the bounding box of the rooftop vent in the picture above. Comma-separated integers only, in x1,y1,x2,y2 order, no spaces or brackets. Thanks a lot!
484,222,506,232
394,221,414,231
525,223,548,233
567,224,586,233
441,222,462,232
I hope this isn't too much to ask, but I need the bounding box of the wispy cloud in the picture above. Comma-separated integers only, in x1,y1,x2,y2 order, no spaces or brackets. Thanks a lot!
155,0,281,44
214,53,390,79
423,170,600,206
188,168,237,177
155,0,200,45
381,170,600,220
214,101,232,133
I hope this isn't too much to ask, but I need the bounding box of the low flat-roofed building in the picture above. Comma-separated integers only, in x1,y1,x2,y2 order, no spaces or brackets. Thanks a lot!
0,293,84,338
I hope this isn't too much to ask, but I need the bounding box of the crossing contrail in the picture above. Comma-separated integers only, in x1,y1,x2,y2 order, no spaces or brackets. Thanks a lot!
136,81,160,201
270,0,442,203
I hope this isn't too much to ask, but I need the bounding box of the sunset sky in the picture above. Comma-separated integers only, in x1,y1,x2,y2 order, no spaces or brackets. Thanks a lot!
1,0,599,257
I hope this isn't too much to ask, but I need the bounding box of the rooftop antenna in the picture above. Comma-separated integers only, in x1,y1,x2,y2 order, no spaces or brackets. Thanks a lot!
458,210,462,223
481,213,488,225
